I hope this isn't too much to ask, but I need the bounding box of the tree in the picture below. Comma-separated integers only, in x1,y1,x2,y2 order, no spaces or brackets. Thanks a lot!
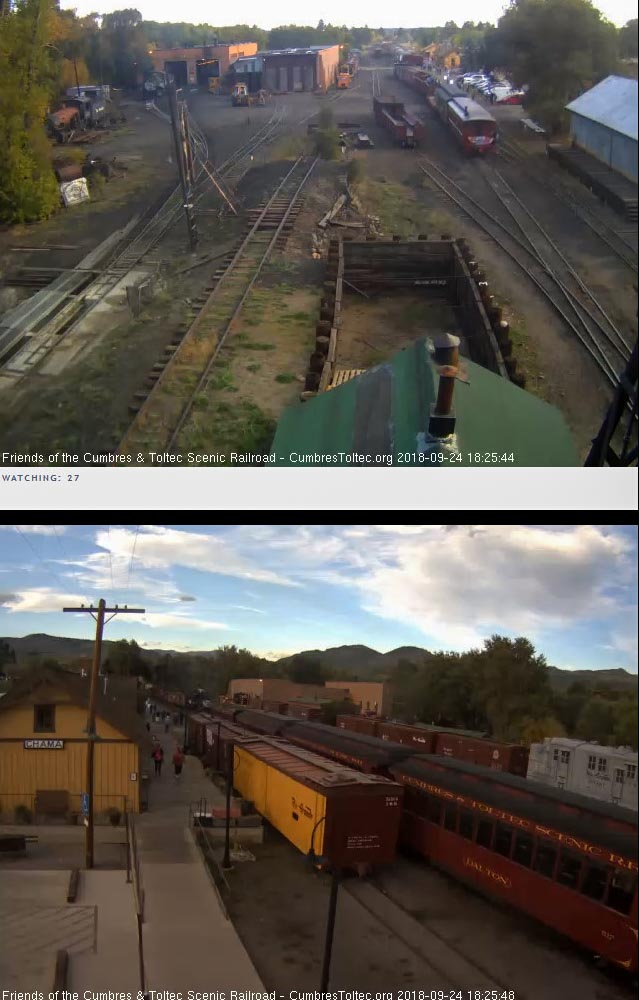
618,18,638,58
492,0,619,132
611,696,638,749
0,0,61,224
0,640,16,670
470,636,553,741
103,638,148,678
320,698,357,726
287,653,325,685
575,695,615,745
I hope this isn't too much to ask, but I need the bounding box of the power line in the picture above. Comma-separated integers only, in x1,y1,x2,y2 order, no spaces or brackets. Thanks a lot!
14,526,68,593
126,525,140,599
107,525,115,600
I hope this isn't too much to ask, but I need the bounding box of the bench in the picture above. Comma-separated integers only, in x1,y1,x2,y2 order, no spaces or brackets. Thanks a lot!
521,117,546,135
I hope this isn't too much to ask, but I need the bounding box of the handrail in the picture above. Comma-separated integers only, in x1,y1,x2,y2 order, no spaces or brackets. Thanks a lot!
125,811,147,994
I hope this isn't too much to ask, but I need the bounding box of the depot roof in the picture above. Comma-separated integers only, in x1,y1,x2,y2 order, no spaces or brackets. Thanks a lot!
566,75,638,141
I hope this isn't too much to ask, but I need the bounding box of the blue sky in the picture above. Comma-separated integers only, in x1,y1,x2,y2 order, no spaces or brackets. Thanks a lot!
0,524,636,672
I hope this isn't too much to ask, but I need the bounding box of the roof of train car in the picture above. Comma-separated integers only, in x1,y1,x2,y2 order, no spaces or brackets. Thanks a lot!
390,755,638,858
283,720,421,762
237,735,402,791
445,95,496,123
235,708,296,733
396,721,490,739
435,80,466,100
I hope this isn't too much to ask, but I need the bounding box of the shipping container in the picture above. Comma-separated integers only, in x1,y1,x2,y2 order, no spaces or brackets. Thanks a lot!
232,736,403,866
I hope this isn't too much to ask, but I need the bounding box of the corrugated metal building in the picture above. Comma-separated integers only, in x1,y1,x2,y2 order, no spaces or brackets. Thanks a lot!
271,338,579,466
527,737,638,812
566,75,638,183
0,666,151,819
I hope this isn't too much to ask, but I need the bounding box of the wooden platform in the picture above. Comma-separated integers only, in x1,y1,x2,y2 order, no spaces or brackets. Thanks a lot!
326,369,365,390
547,143,638,222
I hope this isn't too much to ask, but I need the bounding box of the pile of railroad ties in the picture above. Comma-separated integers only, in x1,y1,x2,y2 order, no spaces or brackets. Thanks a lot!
185,704,638,973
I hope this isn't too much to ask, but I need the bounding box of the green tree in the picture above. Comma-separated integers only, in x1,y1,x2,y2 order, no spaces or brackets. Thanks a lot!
471,636,552,741
492,0,619,132
103,638,148,677
320,698,357,726
0,0,61,224
618,18,638,58
611,696,638,749
287,653,325,685
0,640,16,670
575,695,615,744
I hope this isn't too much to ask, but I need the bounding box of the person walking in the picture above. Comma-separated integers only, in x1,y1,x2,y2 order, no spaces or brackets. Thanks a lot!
152,743,164,777
172,746,185,779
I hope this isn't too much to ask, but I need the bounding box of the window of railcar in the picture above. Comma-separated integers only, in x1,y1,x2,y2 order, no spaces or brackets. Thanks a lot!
414,792,430,819
494,823,513,857
476,817,493,849
443,802,458,832
459,808,474,840
512,831,534,868
427,797,443,825
606,868,637,915
533,841,558,879
581,862,608,902
556,851,583,890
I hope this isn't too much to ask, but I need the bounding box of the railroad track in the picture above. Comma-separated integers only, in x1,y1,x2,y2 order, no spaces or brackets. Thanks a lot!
420,154,634,392
118,156,318,459
497,137,638,273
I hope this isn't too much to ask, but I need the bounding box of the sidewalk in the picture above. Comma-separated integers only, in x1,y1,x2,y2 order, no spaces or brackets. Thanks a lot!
136,719,265,991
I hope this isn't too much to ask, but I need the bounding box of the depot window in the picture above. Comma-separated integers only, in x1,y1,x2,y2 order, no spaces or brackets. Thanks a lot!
34,704,56,733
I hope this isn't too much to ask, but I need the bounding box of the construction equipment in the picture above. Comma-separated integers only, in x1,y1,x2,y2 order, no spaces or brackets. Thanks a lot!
232,83,267,107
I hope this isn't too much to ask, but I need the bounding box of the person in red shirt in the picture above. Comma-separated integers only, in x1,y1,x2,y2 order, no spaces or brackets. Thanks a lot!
172,746,185,778
152,743,164,776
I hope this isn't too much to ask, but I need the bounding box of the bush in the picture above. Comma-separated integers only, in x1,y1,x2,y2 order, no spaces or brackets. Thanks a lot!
14,804,33,824
317,107,334,130
347,159,365,186
314,128,340,160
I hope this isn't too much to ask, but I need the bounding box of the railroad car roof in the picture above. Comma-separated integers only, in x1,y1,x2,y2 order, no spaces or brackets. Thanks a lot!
284,721,419,763
237,736,403,791
236,709,295,733
436,81,466,100
385,720,490,740
445,96,496,123
391,755,638,858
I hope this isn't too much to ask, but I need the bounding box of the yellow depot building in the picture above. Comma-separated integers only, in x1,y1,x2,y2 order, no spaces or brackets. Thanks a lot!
0,666,152,821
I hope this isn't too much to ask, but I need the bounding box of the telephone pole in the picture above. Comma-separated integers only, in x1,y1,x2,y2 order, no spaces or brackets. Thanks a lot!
167,81,198,250
63,600,145,869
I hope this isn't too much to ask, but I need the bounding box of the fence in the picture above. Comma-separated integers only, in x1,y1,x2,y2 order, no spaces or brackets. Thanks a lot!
125,812,146,992
1,792,129,823
188,799,230,919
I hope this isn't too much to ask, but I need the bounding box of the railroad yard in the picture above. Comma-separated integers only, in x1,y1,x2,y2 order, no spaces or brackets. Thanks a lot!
0,64,637,461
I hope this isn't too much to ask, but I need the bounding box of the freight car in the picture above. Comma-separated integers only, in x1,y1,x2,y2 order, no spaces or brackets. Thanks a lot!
336,716,528,776
390,753,638,972
433,82,496,154
393,62,436,101
232,735,403,867
373,96,424,148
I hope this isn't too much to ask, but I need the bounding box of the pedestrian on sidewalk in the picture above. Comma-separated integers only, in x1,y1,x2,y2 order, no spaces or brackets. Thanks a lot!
173,746,185,778
152,743,164,776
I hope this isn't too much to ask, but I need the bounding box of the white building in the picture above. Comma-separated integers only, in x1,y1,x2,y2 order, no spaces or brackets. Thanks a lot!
527,737,638,812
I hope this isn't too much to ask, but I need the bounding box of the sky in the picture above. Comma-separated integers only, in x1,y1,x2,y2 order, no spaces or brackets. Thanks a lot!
0,524,636,673
59,0,636,30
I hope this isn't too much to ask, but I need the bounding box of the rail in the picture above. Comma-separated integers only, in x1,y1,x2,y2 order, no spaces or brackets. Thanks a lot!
419,155,633,392
188,799,230,920
118,155,318,457
125,812,147,994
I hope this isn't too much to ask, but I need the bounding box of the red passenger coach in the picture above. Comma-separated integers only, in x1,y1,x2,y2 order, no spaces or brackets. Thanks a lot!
391,755,638,971
433,83,496,154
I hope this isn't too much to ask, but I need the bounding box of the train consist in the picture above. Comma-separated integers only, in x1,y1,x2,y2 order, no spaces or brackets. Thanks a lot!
336,715,530,777
188,704,638,971
391,754,638,972
393,64,496,155
373,96,425,149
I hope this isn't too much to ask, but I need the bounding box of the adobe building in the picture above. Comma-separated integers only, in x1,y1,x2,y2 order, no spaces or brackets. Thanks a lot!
225,677,347,708
261,45,340,92
0,666,151,821
149,42,258,87
326,681,392,717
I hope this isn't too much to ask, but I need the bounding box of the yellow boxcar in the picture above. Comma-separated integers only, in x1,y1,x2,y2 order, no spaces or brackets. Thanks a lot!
232,737,402,866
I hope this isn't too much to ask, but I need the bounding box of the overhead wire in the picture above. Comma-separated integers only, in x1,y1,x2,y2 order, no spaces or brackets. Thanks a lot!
126,525,140,601
14,526,68,594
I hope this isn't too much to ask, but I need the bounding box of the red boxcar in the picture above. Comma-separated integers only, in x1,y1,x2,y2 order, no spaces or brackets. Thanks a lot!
391,754,638,972
373,96,423,148
435,732,529,776
376,721,437,753
336,715,378,736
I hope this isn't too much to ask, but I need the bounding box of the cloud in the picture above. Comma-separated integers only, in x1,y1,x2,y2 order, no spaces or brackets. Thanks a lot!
230,605,266,614
0,587,90,613
8,525,67,535
137,612,230,631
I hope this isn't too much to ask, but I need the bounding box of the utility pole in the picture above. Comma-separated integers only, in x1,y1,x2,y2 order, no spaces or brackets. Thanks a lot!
63,600,145,869
167,81,198,250
320,868,341,990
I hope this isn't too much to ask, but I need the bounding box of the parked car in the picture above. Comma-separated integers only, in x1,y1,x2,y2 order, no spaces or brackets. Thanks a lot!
496,90,524,104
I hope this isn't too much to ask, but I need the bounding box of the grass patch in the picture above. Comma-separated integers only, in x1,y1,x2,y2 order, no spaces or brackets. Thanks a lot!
275,372,296,384
358,178,432,237
177,399,276,458
246,363,261,372
243,341,276,351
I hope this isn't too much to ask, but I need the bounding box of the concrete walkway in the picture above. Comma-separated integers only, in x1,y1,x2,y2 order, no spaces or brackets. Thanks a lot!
135,718,264,991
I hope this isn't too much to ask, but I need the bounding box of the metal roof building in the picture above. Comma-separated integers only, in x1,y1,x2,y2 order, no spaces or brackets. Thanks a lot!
565,75,638,182
270,338,578,466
